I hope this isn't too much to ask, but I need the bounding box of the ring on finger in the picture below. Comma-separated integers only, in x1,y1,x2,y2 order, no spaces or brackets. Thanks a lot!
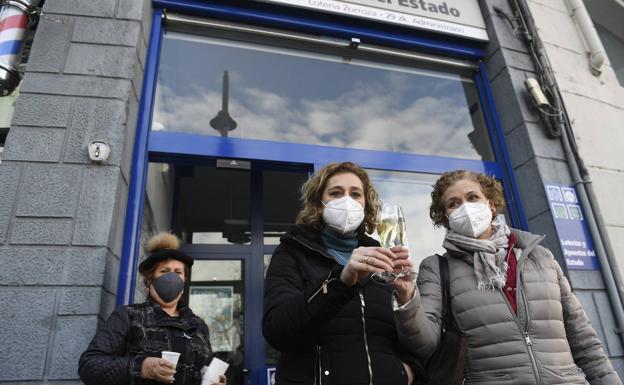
363,255,371,264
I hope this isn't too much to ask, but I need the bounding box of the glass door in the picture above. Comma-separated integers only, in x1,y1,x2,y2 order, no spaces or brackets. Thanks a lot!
142,159,310,385
186,257,247,384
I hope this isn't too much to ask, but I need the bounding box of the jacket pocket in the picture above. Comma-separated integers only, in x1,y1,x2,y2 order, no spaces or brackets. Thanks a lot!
142,328,169,352
278,350,317,384
559,366,585,377
464,372,512,384
541,364,588,385
369,352,408,385
557,365,588,384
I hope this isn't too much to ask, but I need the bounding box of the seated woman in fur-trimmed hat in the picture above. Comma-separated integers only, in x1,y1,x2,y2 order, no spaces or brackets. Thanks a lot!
79,232,227,385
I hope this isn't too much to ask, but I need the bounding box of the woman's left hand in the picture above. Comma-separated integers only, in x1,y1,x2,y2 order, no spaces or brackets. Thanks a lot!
212,374,227,385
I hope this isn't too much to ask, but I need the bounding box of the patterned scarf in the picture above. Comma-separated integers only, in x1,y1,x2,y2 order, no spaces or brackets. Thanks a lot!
444,223,511,291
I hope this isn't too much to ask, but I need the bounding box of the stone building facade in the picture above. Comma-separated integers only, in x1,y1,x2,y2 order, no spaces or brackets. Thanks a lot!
0,0,622,383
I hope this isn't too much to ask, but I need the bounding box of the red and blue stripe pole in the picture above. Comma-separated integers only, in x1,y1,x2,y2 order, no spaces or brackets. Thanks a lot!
0,0,40,96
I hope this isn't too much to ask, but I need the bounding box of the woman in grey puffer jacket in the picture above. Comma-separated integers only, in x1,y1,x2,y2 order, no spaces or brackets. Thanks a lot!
393,170,622,385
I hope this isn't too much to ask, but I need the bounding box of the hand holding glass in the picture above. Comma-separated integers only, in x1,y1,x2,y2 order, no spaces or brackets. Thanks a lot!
372,203,412,284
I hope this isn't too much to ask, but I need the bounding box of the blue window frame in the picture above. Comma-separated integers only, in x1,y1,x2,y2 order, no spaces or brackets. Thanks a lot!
119,2,528,383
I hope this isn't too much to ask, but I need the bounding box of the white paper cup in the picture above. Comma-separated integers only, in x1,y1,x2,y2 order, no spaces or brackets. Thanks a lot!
203,357,229,385
161,351,181,367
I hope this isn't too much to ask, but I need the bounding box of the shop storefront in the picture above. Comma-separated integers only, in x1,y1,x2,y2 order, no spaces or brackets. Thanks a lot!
120,1,527,383
2,0,623,383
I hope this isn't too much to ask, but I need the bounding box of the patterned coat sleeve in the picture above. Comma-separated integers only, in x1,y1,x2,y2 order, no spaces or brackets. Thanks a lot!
78,307,145,385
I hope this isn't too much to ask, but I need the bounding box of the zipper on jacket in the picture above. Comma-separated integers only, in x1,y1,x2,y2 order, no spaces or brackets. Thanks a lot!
501,261,543,385
291,234,343,304
315,345,322,385
523,332,532,346
500,289,542,385
287,234,336,261
518,269,543,385
307,270,337,303
520,328,542,385
358,290,374,385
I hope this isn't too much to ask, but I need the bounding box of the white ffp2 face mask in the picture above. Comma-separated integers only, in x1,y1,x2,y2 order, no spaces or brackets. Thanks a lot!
448,202,493,238
322,196,365,234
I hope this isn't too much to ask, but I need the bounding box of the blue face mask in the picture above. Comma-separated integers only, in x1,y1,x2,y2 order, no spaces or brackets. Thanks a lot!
151,271,184,303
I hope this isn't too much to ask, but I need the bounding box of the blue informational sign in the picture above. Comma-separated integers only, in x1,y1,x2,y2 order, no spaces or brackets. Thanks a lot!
265,367,276,385
545,184,599,270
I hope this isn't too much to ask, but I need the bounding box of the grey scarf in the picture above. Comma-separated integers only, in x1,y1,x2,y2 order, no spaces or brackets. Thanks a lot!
444,224,511,291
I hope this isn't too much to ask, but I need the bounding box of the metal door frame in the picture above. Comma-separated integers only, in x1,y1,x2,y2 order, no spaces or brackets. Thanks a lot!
171,159,310,385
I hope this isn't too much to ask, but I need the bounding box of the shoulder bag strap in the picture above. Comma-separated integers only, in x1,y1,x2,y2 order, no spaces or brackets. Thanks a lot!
437,254,451,332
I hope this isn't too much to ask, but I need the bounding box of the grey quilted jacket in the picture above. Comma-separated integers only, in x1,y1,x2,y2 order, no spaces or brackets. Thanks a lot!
395,228,622,385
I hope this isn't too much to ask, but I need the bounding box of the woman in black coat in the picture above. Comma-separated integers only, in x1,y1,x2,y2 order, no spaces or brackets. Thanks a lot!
263,162,416,385
79,233,227,385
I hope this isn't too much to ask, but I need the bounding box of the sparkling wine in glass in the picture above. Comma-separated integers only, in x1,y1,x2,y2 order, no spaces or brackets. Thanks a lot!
372,203,410,284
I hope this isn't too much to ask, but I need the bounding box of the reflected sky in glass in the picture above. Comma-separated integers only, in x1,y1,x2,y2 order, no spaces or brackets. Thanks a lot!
368,170,446,267
154,32,493,160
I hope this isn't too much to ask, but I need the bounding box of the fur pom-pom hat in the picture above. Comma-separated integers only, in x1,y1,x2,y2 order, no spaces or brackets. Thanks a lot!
138,232,193,274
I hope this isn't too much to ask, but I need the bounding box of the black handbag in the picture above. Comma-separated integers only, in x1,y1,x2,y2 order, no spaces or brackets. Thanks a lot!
424,255,468,385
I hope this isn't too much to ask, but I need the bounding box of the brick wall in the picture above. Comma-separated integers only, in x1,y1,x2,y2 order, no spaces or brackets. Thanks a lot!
0,0,152,382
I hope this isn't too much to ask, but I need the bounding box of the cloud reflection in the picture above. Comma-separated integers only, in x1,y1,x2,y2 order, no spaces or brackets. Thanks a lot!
153,70,479,159
369,172,446,268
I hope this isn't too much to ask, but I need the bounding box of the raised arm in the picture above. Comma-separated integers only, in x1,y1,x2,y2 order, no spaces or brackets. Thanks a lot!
394,255,445,359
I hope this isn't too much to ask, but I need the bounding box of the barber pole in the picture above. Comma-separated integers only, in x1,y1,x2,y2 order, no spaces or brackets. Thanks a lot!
0,0,40,96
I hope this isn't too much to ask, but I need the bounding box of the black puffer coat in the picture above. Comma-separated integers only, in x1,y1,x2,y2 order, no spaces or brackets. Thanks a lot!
79,299,213,385
263,225,416,385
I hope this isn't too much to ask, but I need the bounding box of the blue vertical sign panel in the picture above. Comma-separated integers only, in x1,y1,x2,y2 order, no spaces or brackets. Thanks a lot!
545,184,599,270
263,368,276,385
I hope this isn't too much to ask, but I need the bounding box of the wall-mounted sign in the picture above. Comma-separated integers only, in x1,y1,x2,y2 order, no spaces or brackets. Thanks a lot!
256,0,488,41
545,184,599,270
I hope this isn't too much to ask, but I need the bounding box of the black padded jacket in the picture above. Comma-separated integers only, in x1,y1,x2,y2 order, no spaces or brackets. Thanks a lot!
79,299,213,385
263,225,417,385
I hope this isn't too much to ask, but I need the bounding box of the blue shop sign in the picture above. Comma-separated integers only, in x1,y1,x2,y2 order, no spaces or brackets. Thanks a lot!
264,367,276,385
545,184,599,270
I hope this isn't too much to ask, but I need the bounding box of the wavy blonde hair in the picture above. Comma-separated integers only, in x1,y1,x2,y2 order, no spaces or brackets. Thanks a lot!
430,170,506,228
296,162,380,234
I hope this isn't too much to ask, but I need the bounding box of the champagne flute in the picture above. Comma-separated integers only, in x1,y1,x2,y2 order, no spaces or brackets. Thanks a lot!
371,203,410,284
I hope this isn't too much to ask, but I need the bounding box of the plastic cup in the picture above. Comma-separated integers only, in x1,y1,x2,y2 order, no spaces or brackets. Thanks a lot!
202,357,229,385
161,351,181,367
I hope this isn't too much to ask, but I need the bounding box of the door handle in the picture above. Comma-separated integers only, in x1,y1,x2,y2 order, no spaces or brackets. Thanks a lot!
242,368,251,374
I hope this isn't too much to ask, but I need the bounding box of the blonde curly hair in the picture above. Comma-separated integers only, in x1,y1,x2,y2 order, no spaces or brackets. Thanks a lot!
296,162,380,234
430,170,505,228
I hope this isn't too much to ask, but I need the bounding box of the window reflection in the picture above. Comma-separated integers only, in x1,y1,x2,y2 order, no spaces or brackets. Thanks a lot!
367,170,446,267
154,31,493,160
